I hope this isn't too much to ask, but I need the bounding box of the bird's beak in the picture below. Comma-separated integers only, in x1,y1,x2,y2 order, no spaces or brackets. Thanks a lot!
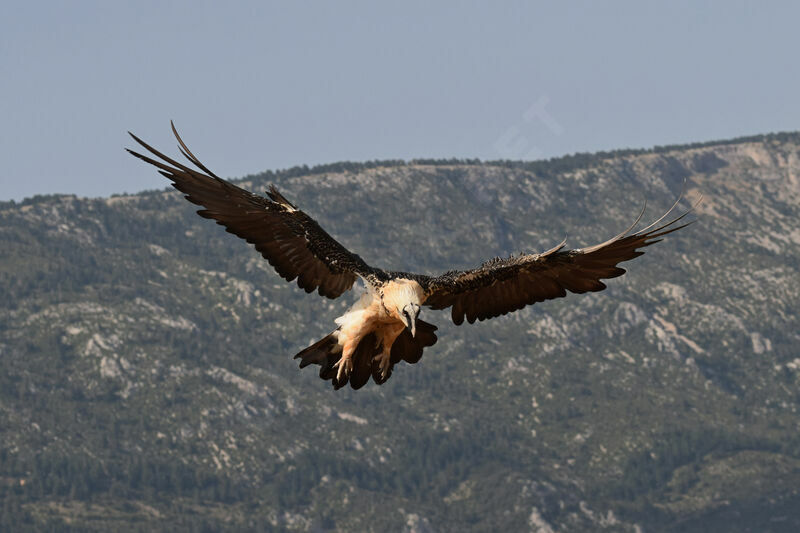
402,305,419,338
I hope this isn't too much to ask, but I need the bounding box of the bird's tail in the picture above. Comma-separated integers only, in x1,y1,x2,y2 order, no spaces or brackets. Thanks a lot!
293,320,438,390
294,330,341,372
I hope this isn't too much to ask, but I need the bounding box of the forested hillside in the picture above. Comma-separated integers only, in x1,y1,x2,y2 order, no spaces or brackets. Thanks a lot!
1,132,799,532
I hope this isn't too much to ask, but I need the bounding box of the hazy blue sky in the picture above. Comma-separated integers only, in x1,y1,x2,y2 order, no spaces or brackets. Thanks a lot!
2,1,799,201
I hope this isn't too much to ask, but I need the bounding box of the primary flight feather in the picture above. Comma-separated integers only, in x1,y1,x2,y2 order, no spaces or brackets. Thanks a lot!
128,123,698,390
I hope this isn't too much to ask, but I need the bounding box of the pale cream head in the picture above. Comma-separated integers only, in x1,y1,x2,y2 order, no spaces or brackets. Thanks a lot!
383,279,424,336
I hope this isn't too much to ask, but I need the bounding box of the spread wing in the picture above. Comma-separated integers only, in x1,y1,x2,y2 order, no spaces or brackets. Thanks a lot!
422,195,699,325
127,123,378,298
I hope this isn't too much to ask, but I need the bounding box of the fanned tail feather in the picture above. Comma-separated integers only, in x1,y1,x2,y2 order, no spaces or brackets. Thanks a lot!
293,321,438,390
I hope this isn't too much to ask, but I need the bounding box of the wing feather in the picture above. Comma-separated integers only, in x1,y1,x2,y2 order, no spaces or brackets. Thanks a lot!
423,194,700,324
127,124,378,298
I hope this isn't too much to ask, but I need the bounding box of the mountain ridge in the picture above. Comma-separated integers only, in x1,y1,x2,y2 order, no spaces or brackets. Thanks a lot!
1,130,798,531
4,129,799,209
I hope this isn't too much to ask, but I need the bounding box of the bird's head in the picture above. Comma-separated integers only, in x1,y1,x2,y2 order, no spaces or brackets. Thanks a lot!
398,302,421,338
384,279,425,337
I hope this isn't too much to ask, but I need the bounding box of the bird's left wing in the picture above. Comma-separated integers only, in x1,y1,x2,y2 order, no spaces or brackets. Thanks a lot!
422,196,698,325
127,123,377,299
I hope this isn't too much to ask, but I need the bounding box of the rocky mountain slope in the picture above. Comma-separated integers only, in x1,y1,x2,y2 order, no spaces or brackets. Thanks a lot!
1,132,798,531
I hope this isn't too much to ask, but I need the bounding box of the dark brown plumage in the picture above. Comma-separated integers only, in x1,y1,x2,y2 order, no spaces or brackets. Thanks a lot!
128,123,699,390
420,199,694,325
127,123,378,299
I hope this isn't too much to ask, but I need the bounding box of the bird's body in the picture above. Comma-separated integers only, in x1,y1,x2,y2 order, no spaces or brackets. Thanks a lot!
329,279,425,379
128,124,699,390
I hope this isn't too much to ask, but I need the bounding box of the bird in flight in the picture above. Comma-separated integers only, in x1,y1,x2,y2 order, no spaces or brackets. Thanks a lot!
128,123,698,390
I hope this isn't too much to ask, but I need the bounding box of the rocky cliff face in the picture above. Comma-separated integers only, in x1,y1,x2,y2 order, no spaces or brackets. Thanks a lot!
1,133,798,532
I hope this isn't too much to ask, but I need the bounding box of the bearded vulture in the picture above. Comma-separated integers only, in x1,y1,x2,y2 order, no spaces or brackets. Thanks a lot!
127,123,698,390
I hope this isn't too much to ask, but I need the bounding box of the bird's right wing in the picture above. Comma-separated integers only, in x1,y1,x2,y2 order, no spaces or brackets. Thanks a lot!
127,123,377,298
